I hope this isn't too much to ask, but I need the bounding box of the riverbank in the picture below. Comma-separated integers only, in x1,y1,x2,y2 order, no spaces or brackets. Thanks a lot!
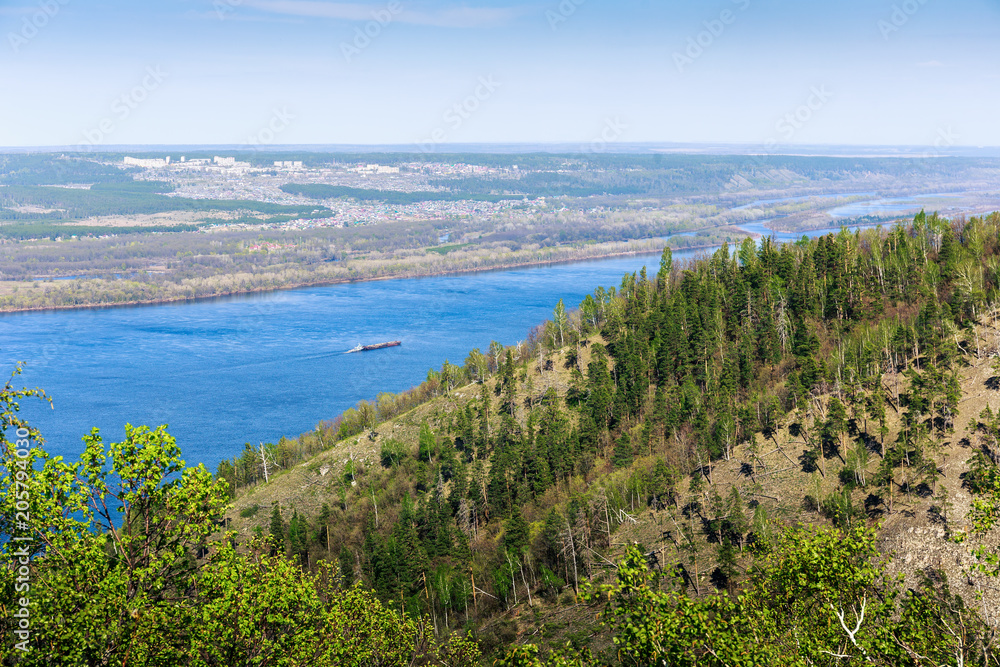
0,236,736,315
2,247,722,469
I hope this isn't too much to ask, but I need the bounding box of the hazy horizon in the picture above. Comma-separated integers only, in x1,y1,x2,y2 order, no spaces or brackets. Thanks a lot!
5,143,1000,159
3,0,999,149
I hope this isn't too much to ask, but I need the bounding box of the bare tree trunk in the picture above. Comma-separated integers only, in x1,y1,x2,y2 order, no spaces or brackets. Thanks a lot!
520,561,533,607
506,553,518,606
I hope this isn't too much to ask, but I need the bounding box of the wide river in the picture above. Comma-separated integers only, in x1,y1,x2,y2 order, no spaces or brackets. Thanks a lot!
0,214,921,471
1,249,711,471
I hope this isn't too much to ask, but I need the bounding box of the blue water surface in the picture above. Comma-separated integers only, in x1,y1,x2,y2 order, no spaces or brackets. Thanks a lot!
1,251,701,470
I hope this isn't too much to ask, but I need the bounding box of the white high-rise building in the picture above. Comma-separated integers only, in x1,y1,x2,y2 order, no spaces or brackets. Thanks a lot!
123,156,169,168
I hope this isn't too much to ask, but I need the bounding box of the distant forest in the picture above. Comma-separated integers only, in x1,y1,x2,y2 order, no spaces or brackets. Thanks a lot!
280,183,515,204
3,152,999,313
0,154,137,186
0,181,329,223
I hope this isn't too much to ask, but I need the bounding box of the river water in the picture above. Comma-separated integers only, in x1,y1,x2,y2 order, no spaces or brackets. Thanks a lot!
1,251,704,470
2,190,983,471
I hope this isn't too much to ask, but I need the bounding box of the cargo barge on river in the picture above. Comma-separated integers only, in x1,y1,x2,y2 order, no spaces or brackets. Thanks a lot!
346,341,402,353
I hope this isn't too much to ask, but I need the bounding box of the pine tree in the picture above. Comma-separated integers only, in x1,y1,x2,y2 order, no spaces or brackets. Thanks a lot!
502,506,530,557
650,458,679,507
612,431,633,469
338,545,355,586
726,486,749,549
824,396,848,463
716,537,738,593
537,388,569,482
499,349,518,416
269,504,285,556
312,502,332,550
288,510,309,565
478,382,492,454
586,343,614,430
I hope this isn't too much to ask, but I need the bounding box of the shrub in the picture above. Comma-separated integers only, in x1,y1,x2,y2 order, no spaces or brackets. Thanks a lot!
240,503,261,518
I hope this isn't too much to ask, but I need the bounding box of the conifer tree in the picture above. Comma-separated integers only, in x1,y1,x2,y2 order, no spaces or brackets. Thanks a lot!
613,431,633,469
338,545,355,585
586,343,614,430
313,502,332,550
269,504,285,556
288,510,309,565
502,505,530,557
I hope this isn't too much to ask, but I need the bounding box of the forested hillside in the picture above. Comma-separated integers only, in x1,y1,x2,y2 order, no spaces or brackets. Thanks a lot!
4,211,1000,665
0,182,329,223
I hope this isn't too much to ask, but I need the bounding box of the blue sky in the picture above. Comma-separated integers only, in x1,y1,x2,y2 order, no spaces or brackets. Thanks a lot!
1,0,999,147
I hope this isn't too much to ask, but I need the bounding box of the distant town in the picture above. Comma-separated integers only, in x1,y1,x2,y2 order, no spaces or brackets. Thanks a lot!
118,154,532,230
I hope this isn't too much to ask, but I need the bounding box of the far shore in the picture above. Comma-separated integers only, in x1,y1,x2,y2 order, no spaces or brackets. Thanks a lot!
0,240,732,315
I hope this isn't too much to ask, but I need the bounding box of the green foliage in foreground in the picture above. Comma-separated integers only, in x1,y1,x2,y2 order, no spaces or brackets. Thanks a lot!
0,367,480,666
503,526,998,666
4,357,1000,665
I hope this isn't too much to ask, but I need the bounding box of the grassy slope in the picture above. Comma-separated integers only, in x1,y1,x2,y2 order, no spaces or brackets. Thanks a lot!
226,325,1000,650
